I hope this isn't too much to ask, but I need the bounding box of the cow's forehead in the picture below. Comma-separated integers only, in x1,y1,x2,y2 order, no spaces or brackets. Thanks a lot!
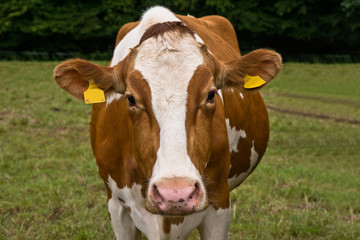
134,29,204,113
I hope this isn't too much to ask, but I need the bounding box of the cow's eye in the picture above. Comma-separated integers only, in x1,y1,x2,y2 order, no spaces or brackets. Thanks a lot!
127,95,136,107
206,90,216,104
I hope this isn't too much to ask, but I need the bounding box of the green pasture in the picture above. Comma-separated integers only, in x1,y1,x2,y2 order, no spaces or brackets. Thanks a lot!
0,61,359,239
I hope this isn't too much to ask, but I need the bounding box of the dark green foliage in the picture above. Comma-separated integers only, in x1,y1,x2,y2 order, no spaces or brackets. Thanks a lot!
0,0,359,60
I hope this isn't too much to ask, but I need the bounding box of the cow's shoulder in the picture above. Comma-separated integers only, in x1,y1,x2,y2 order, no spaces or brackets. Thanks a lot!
115,21,140,47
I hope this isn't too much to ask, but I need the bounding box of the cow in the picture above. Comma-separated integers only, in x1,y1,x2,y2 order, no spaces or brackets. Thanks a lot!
54,6,281,240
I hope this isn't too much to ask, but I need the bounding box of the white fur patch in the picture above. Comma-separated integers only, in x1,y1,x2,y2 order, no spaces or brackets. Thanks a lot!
107,176,161,239
162,212,206,239
199,205,231,239
140,6,181,29
160,206,231,239
226,118,246,153
194,34,204,44
106,92,122,106
108,195,138,240
239,92,244,99
218,89,224,101
228,141,259,190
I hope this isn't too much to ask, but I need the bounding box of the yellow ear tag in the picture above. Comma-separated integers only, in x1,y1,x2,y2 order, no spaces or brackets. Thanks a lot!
244,74,266,89
83,82,105,104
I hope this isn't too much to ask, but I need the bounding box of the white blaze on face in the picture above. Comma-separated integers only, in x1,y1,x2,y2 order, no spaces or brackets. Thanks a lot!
134,29,205,201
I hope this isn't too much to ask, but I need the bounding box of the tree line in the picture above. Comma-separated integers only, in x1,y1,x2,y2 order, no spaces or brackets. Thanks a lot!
0,0,359,61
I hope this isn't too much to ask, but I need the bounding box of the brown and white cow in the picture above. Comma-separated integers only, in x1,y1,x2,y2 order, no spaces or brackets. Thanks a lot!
54,6,281,240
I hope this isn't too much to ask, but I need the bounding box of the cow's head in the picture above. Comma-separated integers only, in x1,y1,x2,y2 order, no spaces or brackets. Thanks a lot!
54,22,281,215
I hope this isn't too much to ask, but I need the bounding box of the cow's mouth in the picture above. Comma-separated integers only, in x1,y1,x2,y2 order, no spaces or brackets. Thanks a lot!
145,198,209,216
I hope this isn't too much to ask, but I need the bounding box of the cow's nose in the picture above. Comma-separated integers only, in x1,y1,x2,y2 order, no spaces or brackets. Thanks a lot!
149,177,203,215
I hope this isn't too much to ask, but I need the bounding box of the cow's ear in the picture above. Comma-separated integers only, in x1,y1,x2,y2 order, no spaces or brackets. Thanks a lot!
53,59,126,100
216,49,282,91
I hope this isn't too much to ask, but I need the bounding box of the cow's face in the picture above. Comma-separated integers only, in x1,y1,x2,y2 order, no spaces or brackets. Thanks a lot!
54,22,281,216
124,24,217,215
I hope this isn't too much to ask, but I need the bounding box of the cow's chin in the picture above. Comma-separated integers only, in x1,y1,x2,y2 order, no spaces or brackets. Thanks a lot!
145,198,209,216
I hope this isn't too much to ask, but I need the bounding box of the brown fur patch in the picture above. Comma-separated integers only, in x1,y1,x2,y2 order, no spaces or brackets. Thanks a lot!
126,71,160,179
185,65,215,173
185,65,230,210
139,21,195,45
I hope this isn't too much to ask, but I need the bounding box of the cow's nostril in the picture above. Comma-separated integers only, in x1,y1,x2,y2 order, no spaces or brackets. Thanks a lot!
178,198,185,203
152,184,164,202
189,182,200,200
153,184,158,195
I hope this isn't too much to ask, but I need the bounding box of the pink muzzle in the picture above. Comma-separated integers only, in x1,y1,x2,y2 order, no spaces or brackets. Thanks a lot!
149,177,204,215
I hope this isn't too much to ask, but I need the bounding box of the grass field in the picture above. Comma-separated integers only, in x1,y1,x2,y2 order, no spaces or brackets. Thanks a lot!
1,61,359,239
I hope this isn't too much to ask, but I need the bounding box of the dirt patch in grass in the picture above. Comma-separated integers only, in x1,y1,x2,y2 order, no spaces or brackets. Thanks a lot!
0,109,12,120
48,206,66,223
5,207,22,217
266,93,360,108
267,105,360,125
342,214,360,223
